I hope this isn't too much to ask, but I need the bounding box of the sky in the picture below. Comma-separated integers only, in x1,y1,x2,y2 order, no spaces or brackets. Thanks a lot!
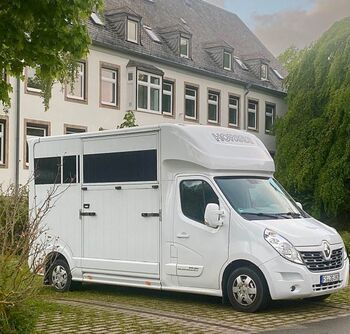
204,0,350,56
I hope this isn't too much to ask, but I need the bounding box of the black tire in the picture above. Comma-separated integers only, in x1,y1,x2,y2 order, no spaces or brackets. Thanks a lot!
304,294,331,302
227,266,270,313
47,259,72,292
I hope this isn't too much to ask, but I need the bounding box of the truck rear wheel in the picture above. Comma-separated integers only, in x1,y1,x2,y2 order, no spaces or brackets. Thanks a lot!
227,266,270,312
48,259,72,292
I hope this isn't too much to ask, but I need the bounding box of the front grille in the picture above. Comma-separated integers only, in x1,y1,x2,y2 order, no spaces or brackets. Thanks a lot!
300,248,343,272
312,281,342,291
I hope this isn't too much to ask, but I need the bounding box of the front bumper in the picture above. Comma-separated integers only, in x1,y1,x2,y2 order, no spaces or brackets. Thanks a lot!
261,255,349,300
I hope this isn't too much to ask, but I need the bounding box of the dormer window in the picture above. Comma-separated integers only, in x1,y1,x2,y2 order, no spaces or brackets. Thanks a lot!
223,51,232,70
261,63,268,81
90,12,104,26
273,68,284,80
180,37,190,58
127,19,139,43
234,56,248,70
144,25,161,43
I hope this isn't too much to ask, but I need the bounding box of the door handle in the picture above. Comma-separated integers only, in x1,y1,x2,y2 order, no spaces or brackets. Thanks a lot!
141,212,160,218
80,210,96,217
177,232,190,239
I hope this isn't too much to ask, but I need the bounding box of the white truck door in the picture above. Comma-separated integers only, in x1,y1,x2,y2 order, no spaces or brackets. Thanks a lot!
80,133,160,281
173,176,229,290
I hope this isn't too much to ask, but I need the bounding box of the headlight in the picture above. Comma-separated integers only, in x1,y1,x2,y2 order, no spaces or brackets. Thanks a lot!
344,246,348,260
264,229,304,264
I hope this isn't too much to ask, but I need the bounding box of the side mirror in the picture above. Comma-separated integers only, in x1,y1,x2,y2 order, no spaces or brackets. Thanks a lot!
204,203,225,228
296,202,303,210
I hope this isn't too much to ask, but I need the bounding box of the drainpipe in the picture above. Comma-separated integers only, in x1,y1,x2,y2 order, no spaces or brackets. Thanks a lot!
243,83,251,130
15,77,20,190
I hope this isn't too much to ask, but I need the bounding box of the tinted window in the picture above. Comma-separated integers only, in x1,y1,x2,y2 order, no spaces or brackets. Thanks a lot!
83,150,157,183
180,180,219,224
63,156,77,184
34,157,61,185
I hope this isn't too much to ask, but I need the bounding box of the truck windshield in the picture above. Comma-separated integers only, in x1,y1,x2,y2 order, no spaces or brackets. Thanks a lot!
215,177,308,221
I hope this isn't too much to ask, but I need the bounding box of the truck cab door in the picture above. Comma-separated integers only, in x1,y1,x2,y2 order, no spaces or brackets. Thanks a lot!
173,176,229,290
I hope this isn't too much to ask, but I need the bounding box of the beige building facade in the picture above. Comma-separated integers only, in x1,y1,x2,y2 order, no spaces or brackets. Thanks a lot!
0,0,287,186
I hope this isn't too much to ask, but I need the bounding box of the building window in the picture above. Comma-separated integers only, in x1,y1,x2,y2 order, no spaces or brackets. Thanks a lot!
228,95,239,127
0,120,6,165
185,85,198,120
100,64,119,108
162,80,174,115
137,71,162,113
247,100,258,130
208,91,220,123
64,124,87,134
25,122,49,165
261,63,268,81
234,56,248,70
223,51,232,70
26,67,42,93
144,25,161,43
180,180,219,224
180,37,190,58
265,104,275,134
127,19,138,43
66,62,87,101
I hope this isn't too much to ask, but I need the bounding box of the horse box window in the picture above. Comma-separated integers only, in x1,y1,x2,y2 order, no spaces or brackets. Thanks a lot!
34,157,61,185
63,156,79,184
83,150,157,184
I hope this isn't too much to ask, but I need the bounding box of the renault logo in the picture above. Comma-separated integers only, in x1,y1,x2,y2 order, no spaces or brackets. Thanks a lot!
322,241,331,260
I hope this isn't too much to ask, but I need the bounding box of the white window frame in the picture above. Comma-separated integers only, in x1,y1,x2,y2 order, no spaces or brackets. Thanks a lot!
208,91,219,124
228,95,239,127
65,126,87,135
265,104,275,134
223,52,232,71
25,124,48,165
101,66,118,107
180,37,190,58
247,100,258,130
66,62,86,101
137,71,162,114
0,122,5,165
261,63,268,81
162,81,174,116
184,86,197,120
26,67,42,93
127,19,139,43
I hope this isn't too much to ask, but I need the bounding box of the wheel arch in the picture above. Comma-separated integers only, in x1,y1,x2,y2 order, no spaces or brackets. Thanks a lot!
44,252,69,284
221,259,271,302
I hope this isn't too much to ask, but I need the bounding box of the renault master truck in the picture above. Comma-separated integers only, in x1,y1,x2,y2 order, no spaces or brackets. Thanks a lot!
28,124,349,312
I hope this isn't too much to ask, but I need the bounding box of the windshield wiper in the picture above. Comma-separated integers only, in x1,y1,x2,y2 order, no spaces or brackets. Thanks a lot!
277,212,302,218
240,212,283,219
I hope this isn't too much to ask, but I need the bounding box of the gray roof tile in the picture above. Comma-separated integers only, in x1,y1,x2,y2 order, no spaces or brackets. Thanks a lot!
89,0,286,95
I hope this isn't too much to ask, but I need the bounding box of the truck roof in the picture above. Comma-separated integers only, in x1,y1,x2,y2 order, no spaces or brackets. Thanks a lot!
30,124,275,173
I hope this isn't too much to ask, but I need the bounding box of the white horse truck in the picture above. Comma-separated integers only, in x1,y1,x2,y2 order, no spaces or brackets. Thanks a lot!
28,124,349,312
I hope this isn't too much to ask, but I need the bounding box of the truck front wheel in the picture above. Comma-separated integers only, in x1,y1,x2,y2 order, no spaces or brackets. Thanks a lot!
227,266,270,312
48,259,72,292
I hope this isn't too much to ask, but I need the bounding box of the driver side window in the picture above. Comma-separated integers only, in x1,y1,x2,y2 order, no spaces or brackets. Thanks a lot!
180,180,219,224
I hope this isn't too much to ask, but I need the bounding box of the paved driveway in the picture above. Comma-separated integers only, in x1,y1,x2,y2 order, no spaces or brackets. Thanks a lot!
36,283,350,333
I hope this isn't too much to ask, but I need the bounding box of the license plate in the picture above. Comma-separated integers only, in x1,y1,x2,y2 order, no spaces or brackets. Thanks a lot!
320,273,340,284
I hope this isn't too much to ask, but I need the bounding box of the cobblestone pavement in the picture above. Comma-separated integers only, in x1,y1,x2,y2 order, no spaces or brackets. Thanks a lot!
36,284,350,333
